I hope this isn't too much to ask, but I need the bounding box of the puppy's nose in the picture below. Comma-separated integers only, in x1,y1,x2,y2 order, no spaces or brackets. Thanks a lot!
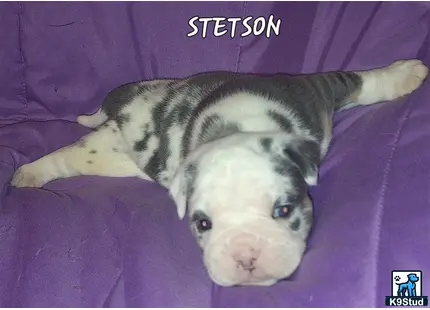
232,246,261,271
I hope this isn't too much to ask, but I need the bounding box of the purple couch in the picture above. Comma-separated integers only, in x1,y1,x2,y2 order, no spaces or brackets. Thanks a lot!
1,1,429,307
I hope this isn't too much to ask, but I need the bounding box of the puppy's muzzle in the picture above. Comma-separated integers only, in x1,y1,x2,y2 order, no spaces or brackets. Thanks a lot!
230,234,261,272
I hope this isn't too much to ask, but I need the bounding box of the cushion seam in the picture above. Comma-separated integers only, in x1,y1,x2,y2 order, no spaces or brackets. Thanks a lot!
234,1,247,73
371,100,413,306
17,2,28,121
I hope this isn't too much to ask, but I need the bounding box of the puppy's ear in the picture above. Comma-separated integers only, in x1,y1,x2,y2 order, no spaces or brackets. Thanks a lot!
168,162,196,220
283,138,320,186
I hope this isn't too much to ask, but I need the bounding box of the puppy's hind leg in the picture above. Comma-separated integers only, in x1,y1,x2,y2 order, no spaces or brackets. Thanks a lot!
11,120,152,188
350,59,429,108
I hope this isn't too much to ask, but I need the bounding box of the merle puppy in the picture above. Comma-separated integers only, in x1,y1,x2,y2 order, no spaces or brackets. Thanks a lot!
11,59,428,287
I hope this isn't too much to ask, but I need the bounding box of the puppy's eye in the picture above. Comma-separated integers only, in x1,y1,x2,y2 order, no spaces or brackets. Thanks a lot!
272,205,291,219
196,218,212,232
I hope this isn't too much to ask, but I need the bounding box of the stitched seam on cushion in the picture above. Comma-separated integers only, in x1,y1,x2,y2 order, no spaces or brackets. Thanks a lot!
339,2,381,70
315,2,347,73
17,2,28,121
371,100,413,306
234,1,247,73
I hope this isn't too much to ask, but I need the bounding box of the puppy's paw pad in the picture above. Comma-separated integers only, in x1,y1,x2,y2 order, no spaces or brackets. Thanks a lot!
387,59,429,98
11,165,45,188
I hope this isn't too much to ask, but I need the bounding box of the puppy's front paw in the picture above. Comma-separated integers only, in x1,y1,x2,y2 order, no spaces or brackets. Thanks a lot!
11,164,46,188
386,59,429,99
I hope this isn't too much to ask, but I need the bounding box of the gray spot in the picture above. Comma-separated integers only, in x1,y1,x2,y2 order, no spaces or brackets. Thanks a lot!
270,153,308,204
89,149,97,154
176,102,193,124
302,209,313,228
327,72,363,110
198,114,240,145
267,110,293,132
116,113,130,129
112,128,118,133
260,137,273,152
101,82,144,119
185,163,197,200
200,115,220,139
87,160,93,164
282,139,320,182
290,218,301,231
112,148,118,152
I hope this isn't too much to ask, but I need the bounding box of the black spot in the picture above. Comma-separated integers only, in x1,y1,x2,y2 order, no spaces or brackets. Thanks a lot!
134,132,153,152
290,218,301,231
186,163,197,175
134,123,153,152
116,113,130,129
112,148,118,152
144,151,162,181
87,160,93,164
89,149,97,154
260,137,273,152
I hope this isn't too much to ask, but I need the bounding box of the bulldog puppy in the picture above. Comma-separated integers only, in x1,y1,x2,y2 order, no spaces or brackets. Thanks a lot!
11,59,428,287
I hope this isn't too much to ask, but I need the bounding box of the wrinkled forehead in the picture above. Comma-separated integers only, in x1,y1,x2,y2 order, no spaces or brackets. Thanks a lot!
190,160,303,215
184,135,308,211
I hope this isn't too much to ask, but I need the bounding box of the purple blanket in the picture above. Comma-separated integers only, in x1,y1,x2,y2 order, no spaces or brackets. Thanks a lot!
1,1,429,307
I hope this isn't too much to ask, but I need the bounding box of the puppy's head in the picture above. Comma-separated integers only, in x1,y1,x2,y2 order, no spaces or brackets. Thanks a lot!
169,132,319,287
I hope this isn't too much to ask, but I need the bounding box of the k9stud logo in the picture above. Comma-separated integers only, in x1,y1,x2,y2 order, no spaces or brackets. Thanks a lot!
385,270,428,307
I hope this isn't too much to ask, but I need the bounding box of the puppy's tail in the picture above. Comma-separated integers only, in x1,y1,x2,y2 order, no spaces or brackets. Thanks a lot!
77,108,108,128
